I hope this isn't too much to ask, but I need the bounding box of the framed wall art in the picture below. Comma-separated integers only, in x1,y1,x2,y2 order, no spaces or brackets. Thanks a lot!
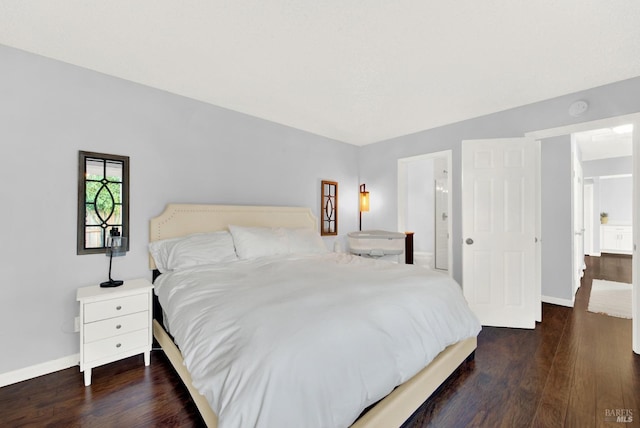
321,180,338,235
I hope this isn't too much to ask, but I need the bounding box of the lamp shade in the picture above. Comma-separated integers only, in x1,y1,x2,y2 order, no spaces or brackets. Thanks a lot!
100,228,127,288
360,191,370,212
106,235,127,257
359,184,370,212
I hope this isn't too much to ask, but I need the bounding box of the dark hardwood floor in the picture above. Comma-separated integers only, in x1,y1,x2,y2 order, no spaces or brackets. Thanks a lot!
1,254,637,427
403,254,638,428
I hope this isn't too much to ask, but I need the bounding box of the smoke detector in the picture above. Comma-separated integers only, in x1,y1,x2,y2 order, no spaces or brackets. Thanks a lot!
568,100,589,117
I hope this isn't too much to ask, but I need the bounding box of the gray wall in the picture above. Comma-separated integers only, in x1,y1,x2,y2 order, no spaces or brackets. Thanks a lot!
358,76,640,293
406,158,434,253
600,176,633,224
2,41,640,376
583,157,632,253
540,136,573,300
0,44,359,375
583,156,633,178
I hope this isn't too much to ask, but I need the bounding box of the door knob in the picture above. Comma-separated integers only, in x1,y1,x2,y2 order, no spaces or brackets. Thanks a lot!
466,238,474,245
442,213,448,221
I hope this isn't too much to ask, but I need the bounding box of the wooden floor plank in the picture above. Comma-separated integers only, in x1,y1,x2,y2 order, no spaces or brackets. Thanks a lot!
1,254,637,427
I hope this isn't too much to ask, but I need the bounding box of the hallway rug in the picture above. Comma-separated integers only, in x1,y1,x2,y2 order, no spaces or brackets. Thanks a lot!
587,279,632,319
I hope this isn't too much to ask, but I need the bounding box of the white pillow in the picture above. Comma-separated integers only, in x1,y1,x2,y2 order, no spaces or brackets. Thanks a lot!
149,231,238,273
285,228,329,255
228,225,327,260
228,225,289,260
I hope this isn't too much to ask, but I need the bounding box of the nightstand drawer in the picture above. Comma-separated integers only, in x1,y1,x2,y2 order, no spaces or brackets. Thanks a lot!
84,329,149,363
84,311,149,343
84,293,149,323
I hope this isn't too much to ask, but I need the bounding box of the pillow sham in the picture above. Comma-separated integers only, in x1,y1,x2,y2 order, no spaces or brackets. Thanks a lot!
149,231,238,273
228,225,328,260
285,227,329,255
228,225,289,260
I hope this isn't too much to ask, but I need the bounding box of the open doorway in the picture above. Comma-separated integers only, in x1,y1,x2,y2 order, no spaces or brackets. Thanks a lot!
397,150,452,275
574,125,633,319
527,112,640,354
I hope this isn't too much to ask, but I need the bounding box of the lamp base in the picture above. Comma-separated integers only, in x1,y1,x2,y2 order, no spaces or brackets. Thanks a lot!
100,279,124,288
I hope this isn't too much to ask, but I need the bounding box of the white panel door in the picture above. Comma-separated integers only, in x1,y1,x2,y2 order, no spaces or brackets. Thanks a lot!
435,177,449,270
583,183,594,256
462,138,536,329
572,145,585,296
572,158,587,296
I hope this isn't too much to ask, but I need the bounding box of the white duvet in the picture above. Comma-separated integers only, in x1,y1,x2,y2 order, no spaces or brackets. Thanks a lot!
154,253,481,428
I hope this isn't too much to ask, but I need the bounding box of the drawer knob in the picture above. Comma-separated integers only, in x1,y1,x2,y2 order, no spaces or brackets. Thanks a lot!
116,343,122,348
116,324,122,329
116,305,122,311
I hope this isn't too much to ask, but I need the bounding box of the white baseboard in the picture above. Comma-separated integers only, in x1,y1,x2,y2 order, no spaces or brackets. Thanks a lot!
0,354,79,388
542,295,575,308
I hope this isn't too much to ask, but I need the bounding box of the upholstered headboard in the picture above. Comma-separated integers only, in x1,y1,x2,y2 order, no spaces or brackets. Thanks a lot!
148,204,318,269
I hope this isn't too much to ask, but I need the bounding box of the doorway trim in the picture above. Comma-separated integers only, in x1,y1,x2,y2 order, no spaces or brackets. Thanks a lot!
526,112,640,355
398,150,453,277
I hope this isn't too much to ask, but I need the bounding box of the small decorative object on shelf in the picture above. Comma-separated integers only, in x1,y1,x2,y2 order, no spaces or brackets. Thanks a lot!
600,212,609,224
77,278,153,386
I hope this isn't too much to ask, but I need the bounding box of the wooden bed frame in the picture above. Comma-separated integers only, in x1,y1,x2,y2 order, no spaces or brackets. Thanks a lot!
149,204,477,428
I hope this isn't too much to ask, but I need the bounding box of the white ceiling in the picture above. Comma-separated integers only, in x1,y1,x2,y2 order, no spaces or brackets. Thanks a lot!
575,125,633,161
1,1,640,145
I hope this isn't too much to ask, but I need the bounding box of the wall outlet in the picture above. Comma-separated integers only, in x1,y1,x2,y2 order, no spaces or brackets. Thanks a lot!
74,316,80,332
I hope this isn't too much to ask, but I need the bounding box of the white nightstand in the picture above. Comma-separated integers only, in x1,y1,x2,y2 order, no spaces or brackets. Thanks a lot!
77,278,154,386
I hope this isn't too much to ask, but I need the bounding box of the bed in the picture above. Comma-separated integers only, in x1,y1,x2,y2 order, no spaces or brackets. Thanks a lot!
149,204,480,428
